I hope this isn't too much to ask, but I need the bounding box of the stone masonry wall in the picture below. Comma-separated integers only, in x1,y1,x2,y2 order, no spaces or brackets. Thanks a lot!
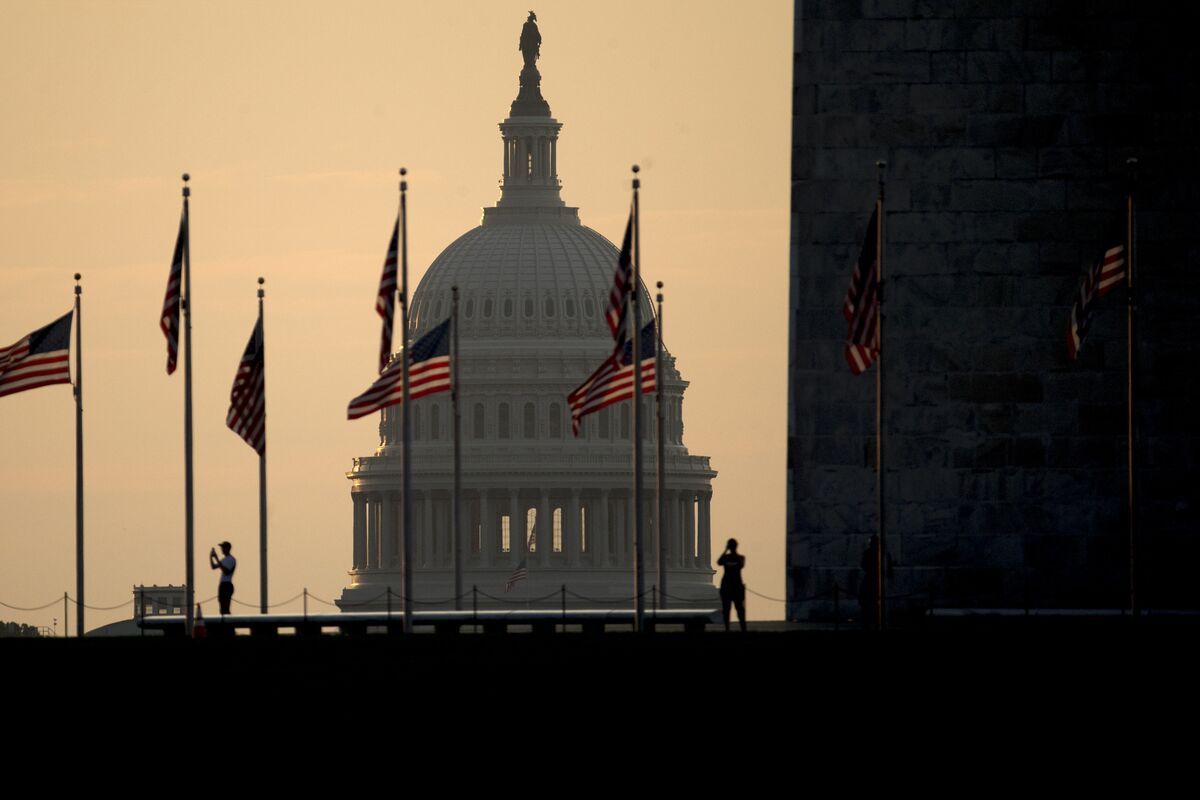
787,0,1200,619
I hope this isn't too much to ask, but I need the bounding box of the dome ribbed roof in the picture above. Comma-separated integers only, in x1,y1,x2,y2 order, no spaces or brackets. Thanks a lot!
411,222,652,342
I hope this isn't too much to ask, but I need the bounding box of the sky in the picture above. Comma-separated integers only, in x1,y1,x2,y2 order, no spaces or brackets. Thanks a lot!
0,0,792,633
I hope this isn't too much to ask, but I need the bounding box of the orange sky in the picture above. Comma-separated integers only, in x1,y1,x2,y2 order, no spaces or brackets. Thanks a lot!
0,0,791,632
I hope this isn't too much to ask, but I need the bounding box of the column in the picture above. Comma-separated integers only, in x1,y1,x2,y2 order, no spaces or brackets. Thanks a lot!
509,491,521,567
539,490,551,567
699,492,712,570
550,138,557,181
567,490,581,568
503,137,509,180
672,492,683,569
381,492,397,569
352,493,366,571
596,491,610,567
423,491,435,569
683,490,696,568
480,492,492,568
366,493,379,569
615,495,627,567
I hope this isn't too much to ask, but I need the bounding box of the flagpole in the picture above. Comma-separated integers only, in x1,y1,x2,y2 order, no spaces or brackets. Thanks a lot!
399,168,414,634
258,276,268,614
74,273,84,637
1126,157,1138,617
655,280,667,610
182,173,195,637
452,284,463,610
874,160,887,632
631,164,646,632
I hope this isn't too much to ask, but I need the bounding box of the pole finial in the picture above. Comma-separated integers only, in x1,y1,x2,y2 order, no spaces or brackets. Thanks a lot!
257,276,265,299
74,273,81,295
182,173,190,197
400,167,407,192
632,164,640,190
258,276,265,285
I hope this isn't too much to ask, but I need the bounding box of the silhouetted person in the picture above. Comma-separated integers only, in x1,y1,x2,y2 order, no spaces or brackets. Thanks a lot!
717,538,747,632
859,534,893,630
210,541,236,616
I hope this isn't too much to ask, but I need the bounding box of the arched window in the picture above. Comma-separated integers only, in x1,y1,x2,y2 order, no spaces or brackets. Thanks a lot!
523,402,536,439
498,403,510,439
473,403,485,439
431,403,441,440
564,297,576,318
524,297,534,318
413,406,422,440
504,298,514,318
483,298,494,318
582,295,595,317
549,402,562,439
465,298,475,319
553,507,563,553
501,515,511,553
527,508,537,552
544,297,555,317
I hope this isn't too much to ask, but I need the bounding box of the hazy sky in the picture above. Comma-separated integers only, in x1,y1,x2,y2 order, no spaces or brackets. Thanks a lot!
0,0,791,632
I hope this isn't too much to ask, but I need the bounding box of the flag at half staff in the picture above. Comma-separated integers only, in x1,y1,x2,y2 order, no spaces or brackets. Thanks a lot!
843,207,880,375
348,318,451,420
227,318,266,454
1067,242,1126,361
160,212,186,374
376,219,400,374
0,312,73,399
568,319,656,436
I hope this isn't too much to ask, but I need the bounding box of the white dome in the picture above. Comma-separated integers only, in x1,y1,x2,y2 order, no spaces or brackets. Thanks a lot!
339,28,716,611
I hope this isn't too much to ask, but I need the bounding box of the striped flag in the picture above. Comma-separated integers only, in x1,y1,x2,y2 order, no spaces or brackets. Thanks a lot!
505,557,528,593
605,212,634,356
1067,243,1127,360
0,312,74,399
843,207,879,375
348,318,451,420
160,213,186,374
568,320,656,436
226,319,265,455
376,219,399,373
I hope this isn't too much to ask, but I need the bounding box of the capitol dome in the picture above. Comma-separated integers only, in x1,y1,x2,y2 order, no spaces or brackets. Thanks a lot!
338,19,717,612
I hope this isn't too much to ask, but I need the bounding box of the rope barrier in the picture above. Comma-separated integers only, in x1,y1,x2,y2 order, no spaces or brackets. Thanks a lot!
76,597,134,611
0,598,63,612
475,588,564,605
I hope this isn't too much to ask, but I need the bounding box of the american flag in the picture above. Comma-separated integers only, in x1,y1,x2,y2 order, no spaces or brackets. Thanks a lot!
376,219,399,373
606,212,634,354
505,557,528,593
160,213,186,374
568,320,656,436
226,318,265,455
348,318,451,420
843,207,879,375
1068,243,1127,360
0,312,73,399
